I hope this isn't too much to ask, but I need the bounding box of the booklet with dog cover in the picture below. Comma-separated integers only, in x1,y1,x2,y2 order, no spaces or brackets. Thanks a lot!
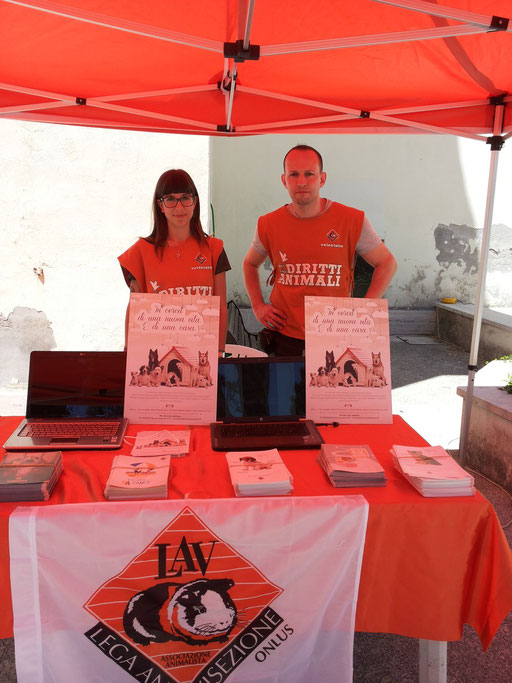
305,296,392,424
124,293,219,425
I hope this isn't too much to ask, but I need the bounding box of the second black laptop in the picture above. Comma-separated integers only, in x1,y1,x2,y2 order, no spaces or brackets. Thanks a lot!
210,356,324,451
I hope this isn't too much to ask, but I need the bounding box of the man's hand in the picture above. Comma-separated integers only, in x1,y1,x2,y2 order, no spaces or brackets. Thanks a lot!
243,246,287,330
253,302,287,330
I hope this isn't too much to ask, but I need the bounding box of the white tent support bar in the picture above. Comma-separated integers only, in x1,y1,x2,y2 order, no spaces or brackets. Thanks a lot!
236,114,354,133
373,0,509,30
86,99,217,131
0,101,71,114
237,113,485,138
504,131,512,141
368,111,484,140
459,104,505,466
0,81,217,129
97,85,217,103
261,24,489,57
237,85,486,140
225,65,238,132
3,0,223,52
379,99,486,115
237,85,361,115
1,111,219,135
242,0,256,51
0,81,76,102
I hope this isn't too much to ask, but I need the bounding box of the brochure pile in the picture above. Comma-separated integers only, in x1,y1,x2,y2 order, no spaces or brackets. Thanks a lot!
105,455,171,500
318,444,386,487
226,449,293,496
391,445,475,497
0,451,62,501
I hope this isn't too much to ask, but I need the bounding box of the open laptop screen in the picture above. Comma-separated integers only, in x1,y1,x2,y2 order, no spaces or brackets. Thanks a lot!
26,351,126,419
217,357,305,422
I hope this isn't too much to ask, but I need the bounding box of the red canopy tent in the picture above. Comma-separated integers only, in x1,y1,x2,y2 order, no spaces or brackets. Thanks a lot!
1,0,511,460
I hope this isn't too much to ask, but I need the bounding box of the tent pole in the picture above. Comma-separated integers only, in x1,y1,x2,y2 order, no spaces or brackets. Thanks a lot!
458,103,505,466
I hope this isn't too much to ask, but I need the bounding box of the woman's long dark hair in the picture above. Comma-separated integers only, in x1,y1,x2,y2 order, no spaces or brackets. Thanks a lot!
147,169,207,257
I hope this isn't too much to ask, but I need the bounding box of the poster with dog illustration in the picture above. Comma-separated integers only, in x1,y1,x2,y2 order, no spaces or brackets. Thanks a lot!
124,293,219,425
305,296,392,424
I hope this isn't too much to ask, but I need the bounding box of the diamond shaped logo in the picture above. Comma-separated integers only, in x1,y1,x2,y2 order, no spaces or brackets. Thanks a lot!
326,229,339,242
84,507,283,682
195,253,207,265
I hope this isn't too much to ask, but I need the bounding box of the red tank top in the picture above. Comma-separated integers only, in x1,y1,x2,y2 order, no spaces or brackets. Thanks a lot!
258,202,364,339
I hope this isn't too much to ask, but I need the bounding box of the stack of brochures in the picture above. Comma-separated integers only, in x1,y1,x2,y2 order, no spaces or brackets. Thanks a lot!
318,444,386,487
131,429,190,458
226,449,293,496
104,455,171,500
0,451,63,501
391,444,475,497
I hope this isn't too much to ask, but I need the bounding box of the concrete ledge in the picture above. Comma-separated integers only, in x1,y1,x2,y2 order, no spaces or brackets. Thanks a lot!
436,302,512,361
239,307,436,336
457,370,512,491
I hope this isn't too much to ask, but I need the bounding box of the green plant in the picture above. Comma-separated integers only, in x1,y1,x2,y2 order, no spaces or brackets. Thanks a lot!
498,354,512,394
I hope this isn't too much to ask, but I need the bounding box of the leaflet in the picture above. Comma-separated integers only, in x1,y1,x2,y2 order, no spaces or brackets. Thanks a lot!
131,429,190,457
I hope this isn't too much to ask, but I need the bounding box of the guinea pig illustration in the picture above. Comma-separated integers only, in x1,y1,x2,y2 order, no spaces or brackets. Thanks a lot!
123,578,237,647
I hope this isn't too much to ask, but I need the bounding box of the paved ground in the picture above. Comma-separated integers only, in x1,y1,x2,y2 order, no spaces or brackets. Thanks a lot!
1,337,511,681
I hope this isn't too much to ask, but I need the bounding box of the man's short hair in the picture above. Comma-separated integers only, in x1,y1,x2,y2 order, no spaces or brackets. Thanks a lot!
283,144,324,172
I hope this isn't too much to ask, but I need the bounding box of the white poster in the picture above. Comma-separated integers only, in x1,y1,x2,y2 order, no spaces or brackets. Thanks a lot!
125,293,219,425
11,497,368,683
305,296,392,424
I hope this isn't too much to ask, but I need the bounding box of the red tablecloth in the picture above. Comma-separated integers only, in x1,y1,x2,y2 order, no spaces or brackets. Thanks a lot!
1,415,511,649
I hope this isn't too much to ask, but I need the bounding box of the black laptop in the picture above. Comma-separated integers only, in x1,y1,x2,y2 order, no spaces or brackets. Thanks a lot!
3,351,128,450
210,356,324,451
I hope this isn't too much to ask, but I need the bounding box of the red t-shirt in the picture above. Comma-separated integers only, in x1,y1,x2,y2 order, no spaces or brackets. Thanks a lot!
258,202,364,339
118,236,229,296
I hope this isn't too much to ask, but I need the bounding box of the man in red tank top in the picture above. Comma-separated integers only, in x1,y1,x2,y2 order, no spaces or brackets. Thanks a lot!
243,145,397,356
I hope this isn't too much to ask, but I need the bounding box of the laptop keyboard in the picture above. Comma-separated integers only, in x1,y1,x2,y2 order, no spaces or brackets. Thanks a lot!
20,422,120,438
220,422,309,438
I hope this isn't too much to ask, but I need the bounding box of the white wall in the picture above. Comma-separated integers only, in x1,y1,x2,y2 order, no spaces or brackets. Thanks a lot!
0,120,210,383
210,133,512,310
2,122,511,385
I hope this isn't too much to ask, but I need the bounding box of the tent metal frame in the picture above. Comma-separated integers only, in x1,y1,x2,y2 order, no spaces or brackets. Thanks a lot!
1,1,511,681
2,0,509,466
2,0,509,458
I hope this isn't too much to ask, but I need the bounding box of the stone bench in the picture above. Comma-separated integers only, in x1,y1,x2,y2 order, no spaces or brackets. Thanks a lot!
436,302,512,361
457,361,512,492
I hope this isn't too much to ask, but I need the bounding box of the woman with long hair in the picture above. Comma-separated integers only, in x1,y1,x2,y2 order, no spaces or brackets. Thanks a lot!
119,169,230,352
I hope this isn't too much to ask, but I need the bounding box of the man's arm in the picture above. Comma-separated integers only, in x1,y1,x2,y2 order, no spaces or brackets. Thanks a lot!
242,246,286,330
359,242,397,298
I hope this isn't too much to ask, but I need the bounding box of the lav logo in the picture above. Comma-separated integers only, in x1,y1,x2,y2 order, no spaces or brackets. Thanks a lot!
195,253,207,265
326,229,339,242
83,507,290,682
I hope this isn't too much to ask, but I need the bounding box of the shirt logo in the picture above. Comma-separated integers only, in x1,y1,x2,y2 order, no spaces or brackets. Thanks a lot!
326,229,339,242
195,253,207,265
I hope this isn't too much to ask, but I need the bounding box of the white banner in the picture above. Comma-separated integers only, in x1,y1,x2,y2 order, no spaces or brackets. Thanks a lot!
10,496,368,683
